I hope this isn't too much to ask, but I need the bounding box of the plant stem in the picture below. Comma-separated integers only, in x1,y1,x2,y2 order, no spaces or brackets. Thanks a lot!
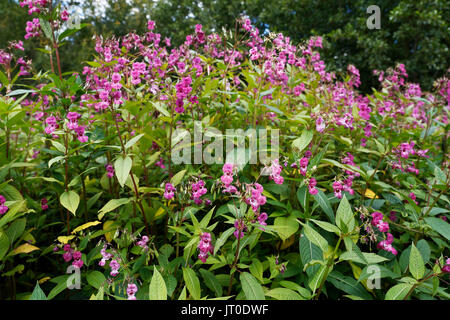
227,229,242,296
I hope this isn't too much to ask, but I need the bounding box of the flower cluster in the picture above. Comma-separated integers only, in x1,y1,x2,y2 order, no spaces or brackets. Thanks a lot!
105,164,115,178
256,212,268,231
24,18,41,40
136,236,149,250
175,76,193,113
99,245,112,266
109,259,120,277
299,157,308,176
0,195,8,215
62,244,84,268
246,183,266,212
268,159,284,184
442,258,450,274
67,112,88,142
127,283,138,300
377,233,397,256
197,232,214,263
233,219,247,239
41,198,48,211
307,177,319,195
367,212,397,255
163,183,175,200
220,163,237,194
190,179,207,204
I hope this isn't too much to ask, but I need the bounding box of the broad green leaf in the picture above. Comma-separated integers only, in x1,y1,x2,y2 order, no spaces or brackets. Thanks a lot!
385,283,414,300
30,282,47,300
60,191,80,215
170,169,187,187
273,216,299,241
308,264,329,293
213,227,234,255
125,133,145,150
183,267,201,300
199,269,222,297
265,288,303,300
86,271,107,289
409,243,425,280
249,259,264,283
114,155,132,188
149,268,167,300
98,198,131,220
313,190,335,223
302,224,328,253
240,272,265,300
335,195,354,233
292,129,313,154
424,217,450,241
310,219,340,234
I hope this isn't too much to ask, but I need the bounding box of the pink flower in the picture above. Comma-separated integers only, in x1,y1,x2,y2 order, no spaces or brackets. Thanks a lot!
60,10,69,21
147,20,155,31
109,259,120,276
233,219,246,239
72,259,84,268
41,198,49,210
299,157,308,176
127,283,138,300
197,232,214,263
442,258,450,274
164,183,175,200
377,233,397,255
316,116,325,133
308,178,319,195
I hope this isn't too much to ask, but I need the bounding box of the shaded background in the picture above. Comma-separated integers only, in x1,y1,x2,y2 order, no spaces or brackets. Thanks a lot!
1,0,449,92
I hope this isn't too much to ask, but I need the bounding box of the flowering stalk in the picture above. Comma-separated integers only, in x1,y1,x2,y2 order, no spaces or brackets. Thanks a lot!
109,105,150,235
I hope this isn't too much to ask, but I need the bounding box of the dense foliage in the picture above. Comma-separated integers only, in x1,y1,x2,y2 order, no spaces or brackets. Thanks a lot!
0,1,449,300
1,0,449,93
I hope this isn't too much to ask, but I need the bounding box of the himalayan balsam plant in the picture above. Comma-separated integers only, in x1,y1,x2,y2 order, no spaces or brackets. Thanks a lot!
0,0,449,301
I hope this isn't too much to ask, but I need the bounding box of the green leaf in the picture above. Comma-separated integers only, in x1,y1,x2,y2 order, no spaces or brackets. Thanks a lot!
98,198,131,220
249,258,264,283
240,272,265,300
299,234,323,276
385,283,414,300
125,134,145,150
149,268,167,300
30,282,47,300
308,264,329,293
86,271,106,289
313,190,335,223
265,288,303,300
47,275,69,300
296,185,307,210
114,155,132,188
199,269,222,297
292,129,313,154
60,191,80,215
328,271,372,300
170,169,187,187
335,195,354,233
310,219,340,234
213,227,234,255
48,156,65,168
39,18,53,40
273,216,299,241
409,243,425,280
339,251,388,265
182,267,201,300
424,217,450,241
302,224,328,253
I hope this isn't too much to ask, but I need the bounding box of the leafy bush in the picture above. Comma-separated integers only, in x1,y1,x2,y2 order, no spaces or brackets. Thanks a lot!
0,1,449,300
